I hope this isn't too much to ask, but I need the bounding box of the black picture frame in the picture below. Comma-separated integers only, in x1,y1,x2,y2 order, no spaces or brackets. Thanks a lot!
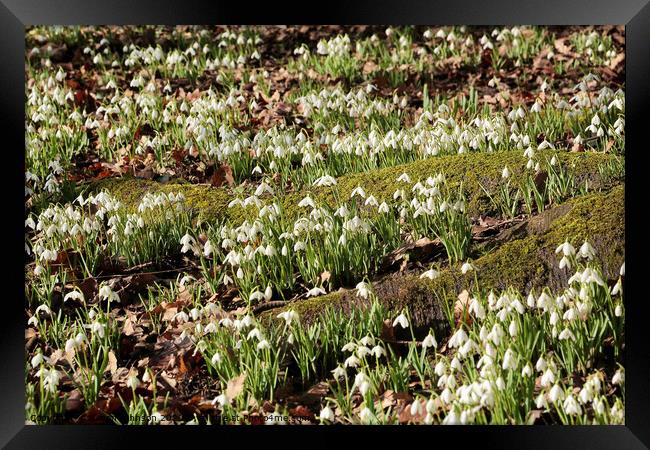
3,1,648,447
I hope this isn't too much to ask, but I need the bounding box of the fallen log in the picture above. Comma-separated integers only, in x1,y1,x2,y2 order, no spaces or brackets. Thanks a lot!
262,185,625,341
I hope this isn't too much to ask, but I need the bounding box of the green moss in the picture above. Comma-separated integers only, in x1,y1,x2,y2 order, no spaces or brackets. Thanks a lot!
268,185,625,335
86,150,618,225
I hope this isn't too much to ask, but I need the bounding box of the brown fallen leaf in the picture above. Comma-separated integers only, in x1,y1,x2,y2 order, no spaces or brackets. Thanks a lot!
380,319,396,342
454,289,472,326
107,350,118,376
210,163,235,187
362,60,378,74
320,270,331,284
65,389,84,414
382,237,444,271
609,53,625,71
399,400,428,424
553,38,574,56
226,372,247,400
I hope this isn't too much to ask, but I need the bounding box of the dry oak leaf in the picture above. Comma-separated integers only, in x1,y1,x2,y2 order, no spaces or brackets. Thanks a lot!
226,372,247,399
609,53,625,70
454,289,473,326
210,163,235,187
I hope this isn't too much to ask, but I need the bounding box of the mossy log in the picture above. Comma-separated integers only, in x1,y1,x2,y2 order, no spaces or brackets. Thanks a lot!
86,150,618,225
262,185,625,340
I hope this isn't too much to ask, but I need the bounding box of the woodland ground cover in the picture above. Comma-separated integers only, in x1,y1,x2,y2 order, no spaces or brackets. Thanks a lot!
24,25,625,425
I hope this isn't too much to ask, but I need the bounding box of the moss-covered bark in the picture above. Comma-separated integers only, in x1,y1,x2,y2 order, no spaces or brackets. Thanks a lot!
85,150,618,225
263,185,625,339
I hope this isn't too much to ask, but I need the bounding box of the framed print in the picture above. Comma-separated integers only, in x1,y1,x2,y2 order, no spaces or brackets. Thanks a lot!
2,0,649,447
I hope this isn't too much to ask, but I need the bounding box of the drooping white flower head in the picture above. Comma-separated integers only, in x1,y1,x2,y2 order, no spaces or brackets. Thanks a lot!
319,405,335,422
420,269,440,280
422,333,437,349
392,313,409,329
461,262,475,274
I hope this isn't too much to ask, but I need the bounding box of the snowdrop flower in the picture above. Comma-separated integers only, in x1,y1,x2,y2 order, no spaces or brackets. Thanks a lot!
319,405,335,422
440,388,455,405
558,327,576,341
442,407,461,425
99,285,120,303
434,361,446,377
64,290,84,303
313,175,337,187
356,281,371,299
219,317,233,328
392,313,409,329
359,381,371,396
521,363,533,377
247,328,262,340
306,286,326,297
397,173,411,183
277,310,299,326
342,342,357,352
180,233,197,254
578,386,593,404
461,262,474,274
559,256,571,270
537,291,553,310
359,407,374,423
555,240,575,257
212,393,230,408
344,355,360,368
548,384,564,403
351,186,366,199
31,352,48,368
620,262,625,277
614,303,623,317
371,345,385,358
211,353,222,366
592,397,606,415
541,369,555,388
448,327,468,348
526,292,536,308
562,394,581,415
578,241,596,260
508,320,518,337
65,338,78,353
179,275,195,287
502,348,518,370
127,373,141,389
422,333,437,349
378,202,390,214
501,166,510,179
611,279,622,296
257,339,270,350
174,311,189,324
469,297,485,319
37,368,61,393
410,400,423,416
249,290,265,303
612,368,624,386
331,366,346,379
420,269,440,280
203,240,214,258
356,346,371,358
298,196,316,208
